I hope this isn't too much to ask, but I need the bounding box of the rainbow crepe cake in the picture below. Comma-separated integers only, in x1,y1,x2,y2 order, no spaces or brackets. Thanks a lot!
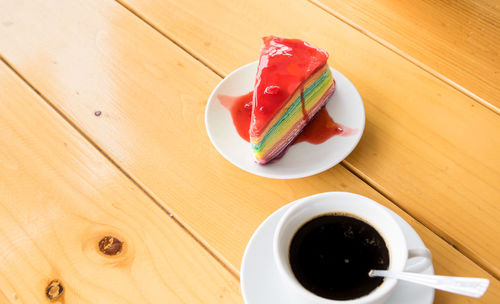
250,36,336,164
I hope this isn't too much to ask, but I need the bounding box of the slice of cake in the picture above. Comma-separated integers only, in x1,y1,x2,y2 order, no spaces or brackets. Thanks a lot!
250,36,336,164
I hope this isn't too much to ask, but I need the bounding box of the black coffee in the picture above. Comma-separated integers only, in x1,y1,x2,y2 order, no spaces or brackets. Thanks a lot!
289,214,389,300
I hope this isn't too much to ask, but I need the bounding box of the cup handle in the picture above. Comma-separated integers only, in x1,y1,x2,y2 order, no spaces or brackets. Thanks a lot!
404,248,432,273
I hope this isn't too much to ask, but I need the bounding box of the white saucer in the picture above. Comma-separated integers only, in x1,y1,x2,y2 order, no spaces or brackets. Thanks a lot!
241,194,435,304
205,61,365,179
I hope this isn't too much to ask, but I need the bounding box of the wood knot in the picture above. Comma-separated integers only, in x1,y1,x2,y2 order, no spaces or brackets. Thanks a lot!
98,236,123,255
46,280,63,300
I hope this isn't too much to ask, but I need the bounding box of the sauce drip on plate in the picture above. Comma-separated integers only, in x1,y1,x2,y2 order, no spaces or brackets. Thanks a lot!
219,91,355,144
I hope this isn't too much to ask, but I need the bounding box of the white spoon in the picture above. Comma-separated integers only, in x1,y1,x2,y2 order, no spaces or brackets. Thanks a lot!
369,270,489,298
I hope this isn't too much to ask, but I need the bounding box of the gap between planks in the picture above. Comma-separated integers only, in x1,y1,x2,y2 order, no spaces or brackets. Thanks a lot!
308,0,500,115
338,162,485,272
115,0,225,79
0,54,240,280
113,0,500,281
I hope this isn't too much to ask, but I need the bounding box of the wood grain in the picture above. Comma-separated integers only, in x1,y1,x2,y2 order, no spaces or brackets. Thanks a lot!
0,0,499,302
113,0,500,277
0,63,241,303
312,0,500,109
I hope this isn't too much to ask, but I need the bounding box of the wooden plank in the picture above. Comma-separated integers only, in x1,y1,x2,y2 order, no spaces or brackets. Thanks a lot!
0,0,499,302
113,0,500,277
312,0,500,109
0,63,241,303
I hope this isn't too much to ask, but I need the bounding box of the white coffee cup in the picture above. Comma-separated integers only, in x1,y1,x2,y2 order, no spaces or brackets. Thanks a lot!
273,192,431,304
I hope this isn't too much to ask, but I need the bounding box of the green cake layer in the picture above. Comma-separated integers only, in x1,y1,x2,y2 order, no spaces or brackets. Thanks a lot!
252,68,334,163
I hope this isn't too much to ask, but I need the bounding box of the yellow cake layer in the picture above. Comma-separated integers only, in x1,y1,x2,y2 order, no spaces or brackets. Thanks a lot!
252,68,334,162
250,65,330,145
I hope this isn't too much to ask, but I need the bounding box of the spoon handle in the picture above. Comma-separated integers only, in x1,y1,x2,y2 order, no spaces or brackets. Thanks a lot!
370,270,489,298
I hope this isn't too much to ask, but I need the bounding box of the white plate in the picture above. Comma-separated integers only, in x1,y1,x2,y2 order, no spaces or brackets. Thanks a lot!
241,193,435,304
205,62,365,179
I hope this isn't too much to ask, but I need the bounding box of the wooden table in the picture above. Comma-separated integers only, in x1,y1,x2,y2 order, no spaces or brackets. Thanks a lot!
0,0,498,303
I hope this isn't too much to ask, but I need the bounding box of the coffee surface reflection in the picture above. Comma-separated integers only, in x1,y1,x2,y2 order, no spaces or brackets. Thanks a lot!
289,214,390,300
